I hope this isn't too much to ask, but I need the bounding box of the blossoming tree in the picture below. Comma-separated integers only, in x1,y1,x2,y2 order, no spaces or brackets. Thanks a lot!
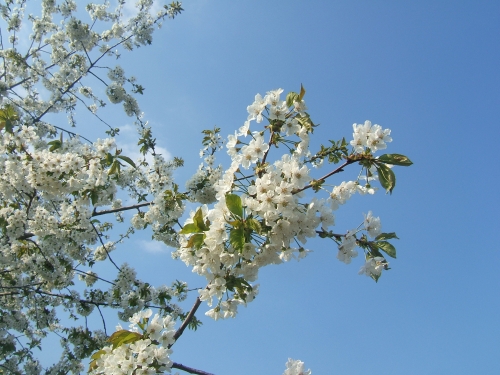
0,1,412,374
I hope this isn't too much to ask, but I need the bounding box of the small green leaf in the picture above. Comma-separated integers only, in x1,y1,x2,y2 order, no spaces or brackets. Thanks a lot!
90,190,99,205
88,348,108,374
375,232,399,241
376,241,397,258
376,163,396,194
90,349,107,362
229,227,245,251
0,104,19,133
247,218,262,234
108,160,120,176
226,194,243,218
107,330,143,349
116,155,136,168
47,140,62,152
378,154,413,166
179,222,200,235
185,233,205,249
193,208,208,231
299,84,306,101
286,91,299,108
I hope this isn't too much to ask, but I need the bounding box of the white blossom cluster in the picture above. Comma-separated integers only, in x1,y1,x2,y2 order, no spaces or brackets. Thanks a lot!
90,309,176,375
351,120,392,153
0,1,186,373
282,358,312,375
174,89,394,320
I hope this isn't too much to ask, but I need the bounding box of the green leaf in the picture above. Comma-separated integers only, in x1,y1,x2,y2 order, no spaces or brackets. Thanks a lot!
90,349,107,362
376,163,396,194
116,155,136,168
299,84,306,101
376,241,397,258
286,91,299,108
378,153,413,166
193,208,208,231
229,227,245,251
47,140,62,152
88,347,109,373
185,233,205,250
375,232,399,241
179,222,200,235
107,330,143,349
90,190,99,206
0,104,19,133
226,194,243,218
247,218,262,234
108,160,120,176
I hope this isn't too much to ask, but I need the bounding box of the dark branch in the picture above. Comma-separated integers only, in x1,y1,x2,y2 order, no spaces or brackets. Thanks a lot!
172,362,214,375
171,296,202,346
92,201,152,217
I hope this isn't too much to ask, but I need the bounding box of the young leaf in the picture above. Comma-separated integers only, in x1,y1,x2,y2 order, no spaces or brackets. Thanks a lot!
226,194,243,218
229,227,245,251
376,163,396,194
47,140,62,152
179,222,200,235
107,330,143,349
193,208,208,231
376,241,397,258
375,232,399,241
116,155,137,168
108,160,120,176
299,84,306,101
378,154,413,166
286,91,299,108
185,233,205,250
247,218,262,234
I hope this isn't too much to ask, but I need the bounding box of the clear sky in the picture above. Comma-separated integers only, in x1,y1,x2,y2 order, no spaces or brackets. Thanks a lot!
10,0,500,374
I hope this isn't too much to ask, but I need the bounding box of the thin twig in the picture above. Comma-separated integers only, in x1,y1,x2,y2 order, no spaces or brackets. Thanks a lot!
92,201,152,217
292,159,354,195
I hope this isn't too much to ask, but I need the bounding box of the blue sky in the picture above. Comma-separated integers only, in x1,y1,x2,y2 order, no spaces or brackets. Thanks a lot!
8,0,500,374
118,1,498,374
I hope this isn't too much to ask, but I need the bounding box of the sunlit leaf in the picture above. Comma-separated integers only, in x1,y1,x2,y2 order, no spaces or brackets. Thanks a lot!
179,222,199,235
378,153,413,166
375,232,399,241
226,194,243,218
376,163,396,194
229,227,245,251
299,84,306,101
107,330,143,349
376,241,397,258
116,155,137,168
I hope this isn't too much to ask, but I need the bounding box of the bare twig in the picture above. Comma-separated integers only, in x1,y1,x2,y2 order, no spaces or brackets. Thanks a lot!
172,362,214,375
170,296,202,346
92,201,152,217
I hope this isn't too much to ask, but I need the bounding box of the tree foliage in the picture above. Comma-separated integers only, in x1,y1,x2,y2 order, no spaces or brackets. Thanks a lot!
0,1,411,374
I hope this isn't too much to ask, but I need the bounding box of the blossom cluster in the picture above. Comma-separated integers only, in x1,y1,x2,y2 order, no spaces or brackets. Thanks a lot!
175,88,401,320
90,309,176,375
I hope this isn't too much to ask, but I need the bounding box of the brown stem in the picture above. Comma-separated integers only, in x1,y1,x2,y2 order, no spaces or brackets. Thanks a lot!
170,296,202,347
172,362,214,375
292,160,354,195
92,201,152,217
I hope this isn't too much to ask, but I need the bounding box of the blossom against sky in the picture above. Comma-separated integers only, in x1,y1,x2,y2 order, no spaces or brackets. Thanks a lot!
119,1,498,374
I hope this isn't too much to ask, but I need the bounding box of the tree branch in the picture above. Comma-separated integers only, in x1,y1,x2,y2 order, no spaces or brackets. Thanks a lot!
292,159,354,195
92,201,152,217
172,362,214,375
171,296,202,346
